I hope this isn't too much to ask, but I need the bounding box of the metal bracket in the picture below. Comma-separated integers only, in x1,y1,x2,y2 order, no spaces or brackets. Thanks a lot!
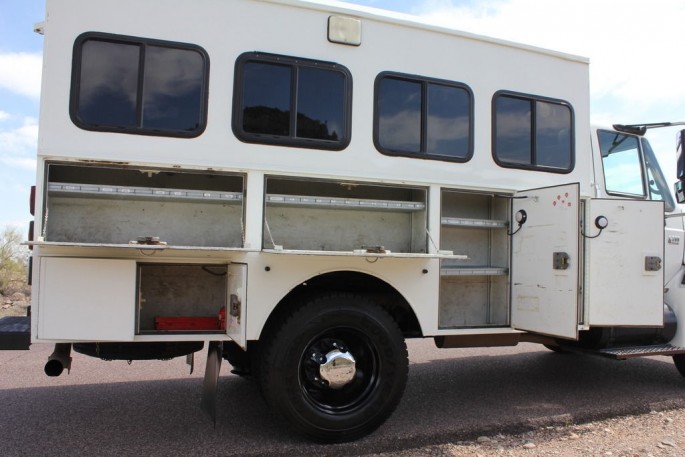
553,252,570,270
645,256,662,272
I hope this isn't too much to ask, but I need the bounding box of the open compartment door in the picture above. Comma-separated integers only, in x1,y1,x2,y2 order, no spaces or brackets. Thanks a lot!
511,184,580,339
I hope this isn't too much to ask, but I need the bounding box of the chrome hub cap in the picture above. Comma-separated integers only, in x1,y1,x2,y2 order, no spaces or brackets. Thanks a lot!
319,349,356,389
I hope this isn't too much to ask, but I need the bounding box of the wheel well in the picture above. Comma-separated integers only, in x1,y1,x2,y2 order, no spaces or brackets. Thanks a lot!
259,271,423,342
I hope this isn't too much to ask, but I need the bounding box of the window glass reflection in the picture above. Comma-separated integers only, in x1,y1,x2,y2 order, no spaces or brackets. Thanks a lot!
377,78,422,152
495,96,532,165
297,67,344,141
427,84,470,157
143,46,204,131
642,137,675,210
78,40,140,127
536,102,572,169
598,130,645,196
238,57,349,147
494,94,573,171
242,62,291,136
74,36,207,136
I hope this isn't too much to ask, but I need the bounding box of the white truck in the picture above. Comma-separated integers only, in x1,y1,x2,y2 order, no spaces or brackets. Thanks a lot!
2,0,685,443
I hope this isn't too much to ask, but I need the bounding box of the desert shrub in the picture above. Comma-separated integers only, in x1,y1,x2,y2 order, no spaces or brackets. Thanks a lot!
0,226,29,296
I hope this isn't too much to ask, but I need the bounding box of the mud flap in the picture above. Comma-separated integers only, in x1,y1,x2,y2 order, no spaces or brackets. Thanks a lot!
186,352,195,375
201,341,223,426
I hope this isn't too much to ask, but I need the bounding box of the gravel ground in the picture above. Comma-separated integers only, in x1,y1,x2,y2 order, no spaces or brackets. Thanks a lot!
372,408,685,457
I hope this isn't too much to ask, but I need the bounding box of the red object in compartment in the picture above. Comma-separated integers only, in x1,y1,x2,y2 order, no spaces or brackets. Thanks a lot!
154,316,221,331
218,306,227,330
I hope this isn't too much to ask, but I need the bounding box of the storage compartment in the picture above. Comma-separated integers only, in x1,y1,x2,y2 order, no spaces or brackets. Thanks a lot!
439,275,509,327
44,164,244,248
263,177,427,253
137,264,228,334
439,190,510,328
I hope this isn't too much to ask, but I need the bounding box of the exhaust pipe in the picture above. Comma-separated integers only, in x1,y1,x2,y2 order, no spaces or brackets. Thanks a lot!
45,343,72,377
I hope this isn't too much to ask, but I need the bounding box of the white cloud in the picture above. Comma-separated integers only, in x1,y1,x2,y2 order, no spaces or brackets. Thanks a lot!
414,0,685,115
0,52,42,99
0,111,10,122
0,117,39,170
0,115,38,229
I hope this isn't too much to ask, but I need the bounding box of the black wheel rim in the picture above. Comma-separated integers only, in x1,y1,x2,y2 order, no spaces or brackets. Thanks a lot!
299,326,380,414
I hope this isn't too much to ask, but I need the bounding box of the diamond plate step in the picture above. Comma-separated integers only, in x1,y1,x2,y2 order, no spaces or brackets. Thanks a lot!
596,344,685,360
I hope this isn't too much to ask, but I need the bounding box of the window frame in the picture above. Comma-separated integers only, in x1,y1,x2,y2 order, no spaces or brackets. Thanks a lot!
232,52,353,151
373,71,474,163
70,32,210,138
492,90,575,174
598,129,676,210
598,129,647,199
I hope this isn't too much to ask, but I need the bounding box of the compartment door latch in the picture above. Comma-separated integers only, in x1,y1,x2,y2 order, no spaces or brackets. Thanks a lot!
645,256,662,272
230,294,241,320
553,252,570,270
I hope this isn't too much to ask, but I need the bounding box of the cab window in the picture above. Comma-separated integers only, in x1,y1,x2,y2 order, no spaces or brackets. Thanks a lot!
598,130,646,196
642,137,676,211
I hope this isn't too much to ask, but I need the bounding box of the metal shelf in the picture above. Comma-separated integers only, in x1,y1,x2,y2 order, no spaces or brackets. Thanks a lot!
48,182,243,203
266,194,425,212
440,266,508,276
441,217,508,228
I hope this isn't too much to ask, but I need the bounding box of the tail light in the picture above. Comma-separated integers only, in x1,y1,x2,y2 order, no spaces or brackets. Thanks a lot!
29,185,36,251
30,185,36,216
28,220,34,251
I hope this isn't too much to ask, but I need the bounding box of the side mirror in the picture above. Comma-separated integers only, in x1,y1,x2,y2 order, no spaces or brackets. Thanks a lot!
678,129,685,180
676,130,685,203
675,181,685,204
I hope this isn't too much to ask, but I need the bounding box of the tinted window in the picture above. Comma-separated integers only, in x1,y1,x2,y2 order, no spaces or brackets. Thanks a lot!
427,84,471,157
234,53,352,150
377,78,421,152
375,73,472,162
243,62,291,136
536,102,572,169
297,67,345,141
72,33,208,137
493,93,573,172
494,96,531,165
78,40,140,128
142,46,205,131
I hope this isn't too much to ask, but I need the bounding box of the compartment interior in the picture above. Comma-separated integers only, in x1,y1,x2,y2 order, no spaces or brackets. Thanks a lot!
263,177,427,253
44,164,244,248
137,263,228,334
439,190,510,328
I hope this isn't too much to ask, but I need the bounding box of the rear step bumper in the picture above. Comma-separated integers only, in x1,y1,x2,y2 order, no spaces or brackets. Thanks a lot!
0,316,31,350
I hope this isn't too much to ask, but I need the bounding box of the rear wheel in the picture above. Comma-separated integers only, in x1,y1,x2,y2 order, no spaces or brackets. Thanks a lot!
259,293,408,443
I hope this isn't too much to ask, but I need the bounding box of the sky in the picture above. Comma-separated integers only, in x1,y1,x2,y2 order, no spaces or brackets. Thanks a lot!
1,0,685,231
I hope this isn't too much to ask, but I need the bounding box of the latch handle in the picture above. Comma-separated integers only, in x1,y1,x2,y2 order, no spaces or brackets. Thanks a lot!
645,256,662,272
553,252,570,270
